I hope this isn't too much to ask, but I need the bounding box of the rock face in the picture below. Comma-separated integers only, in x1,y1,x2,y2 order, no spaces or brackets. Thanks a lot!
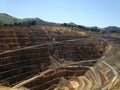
0,26,87,52
54,59,119,90
0,26,106,89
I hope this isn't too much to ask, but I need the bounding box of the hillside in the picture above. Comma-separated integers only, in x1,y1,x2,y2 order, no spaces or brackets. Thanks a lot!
0,13,55,26
0,13,120,33
0,13,21,25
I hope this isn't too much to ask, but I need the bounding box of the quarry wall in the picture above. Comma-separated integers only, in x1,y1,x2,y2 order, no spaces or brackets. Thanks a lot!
0,26,106,89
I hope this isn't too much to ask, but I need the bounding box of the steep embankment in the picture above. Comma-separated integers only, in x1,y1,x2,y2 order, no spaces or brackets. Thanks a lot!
0,26,106,90
0,26,86,52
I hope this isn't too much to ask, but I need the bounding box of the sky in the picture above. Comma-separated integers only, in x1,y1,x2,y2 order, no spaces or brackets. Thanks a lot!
0,0,120,27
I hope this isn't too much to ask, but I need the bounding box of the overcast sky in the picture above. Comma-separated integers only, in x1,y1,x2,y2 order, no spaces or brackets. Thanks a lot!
0,0,120,27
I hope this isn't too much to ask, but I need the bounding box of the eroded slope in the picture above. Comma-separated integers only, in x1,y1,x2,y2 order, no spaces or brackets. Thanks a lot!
0,26,106,90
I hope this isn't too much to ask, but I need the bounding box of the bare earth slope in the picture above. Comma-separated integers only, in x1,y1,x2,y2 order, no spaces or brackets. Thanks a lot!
0,26,119,90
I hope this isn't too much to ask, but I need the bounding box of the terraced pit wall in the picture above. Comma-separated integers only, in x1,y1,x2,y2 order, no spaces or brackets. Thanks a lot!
0,26,86,52
0,26,106,89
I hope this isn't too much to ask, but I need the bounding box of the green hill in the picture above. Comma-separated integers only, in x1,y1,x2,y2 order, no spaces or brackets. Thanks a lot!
0,13,21,25
0,13,55,26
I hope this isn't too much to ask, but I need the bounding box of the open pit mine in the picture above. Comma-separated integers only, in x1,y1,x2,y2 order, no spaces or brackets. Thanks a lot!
0,26,119,90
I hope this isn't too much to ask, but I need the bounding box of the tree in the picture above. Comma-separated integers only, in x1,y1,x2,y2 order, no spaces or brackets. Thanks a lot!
31,20,36,25
14,22,18,26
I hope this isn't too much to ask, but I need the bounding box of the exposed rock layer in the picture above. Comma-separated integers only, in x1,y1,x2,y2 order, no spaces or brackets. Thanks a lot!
0,26,106,89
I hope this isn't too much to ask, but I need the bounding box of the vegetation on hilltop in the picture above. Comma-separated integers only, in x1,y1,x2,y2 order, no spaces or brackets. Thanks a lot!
0,13,120,33
0,13,55,26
